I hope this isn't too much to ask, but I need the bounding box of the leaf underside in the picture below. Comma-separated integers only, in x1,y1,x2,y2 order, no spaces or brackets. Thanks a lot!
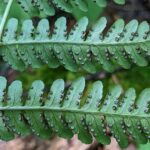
0,76,150,148
2,0,125,17
0,16,150,73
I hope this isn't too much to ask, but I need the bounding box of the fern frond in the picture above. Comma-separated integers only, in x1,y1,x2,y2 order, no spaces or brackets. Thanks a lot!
13,0,125,16
0,76,150,148
0,17,150,72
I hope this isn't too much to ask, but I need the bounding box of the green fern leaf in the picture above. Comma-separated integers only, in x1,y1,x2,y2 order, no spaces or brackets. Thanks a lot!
4,80,31,137
13,0,126,16
0,76,150,148
0,16,150,72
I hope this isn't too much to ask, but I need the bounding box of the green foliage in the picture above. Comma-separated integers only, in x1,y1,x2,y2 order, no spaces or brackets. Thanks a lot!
0,0,7,16
112,67,150,93
0,16,150,73
16,66,150,96
138,143,150,150
16,66,70,90
0,76,150,148
0,0,29,19
1,0,150,148
11,0,125,17
71,0,105,23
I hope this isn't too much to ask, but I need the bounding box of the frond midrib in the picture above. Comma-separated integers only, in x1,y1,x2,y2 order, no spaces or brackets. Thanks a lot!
0,106,148,119
0,39,149,47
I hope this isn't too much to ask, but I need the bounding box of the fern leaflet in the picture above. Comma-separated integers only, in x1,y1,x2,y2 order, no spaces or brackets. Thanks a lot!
0,76,150,148
0,17,150,72
1,0,125,17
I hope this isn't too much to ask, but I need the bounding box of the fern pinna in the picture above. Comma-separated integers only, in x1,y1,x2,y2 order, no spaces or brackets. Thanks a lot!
2,0,125,17
0,76,150,148
0,16,150,73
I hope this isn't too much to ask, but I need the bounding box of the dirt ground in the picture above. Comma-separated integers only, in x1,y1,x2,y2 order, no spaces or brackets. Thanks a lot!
0,136,136,150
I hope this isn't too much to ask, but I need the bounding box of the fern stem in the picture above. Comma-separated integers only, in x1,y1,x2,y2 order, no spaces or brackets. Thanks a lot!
0,0,13,40
0,106,148,119
1,39,149,47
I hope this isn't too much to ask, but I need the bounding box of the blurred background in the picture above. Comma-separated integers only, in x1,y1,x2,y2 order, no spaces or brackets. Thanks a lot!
0,0,150,149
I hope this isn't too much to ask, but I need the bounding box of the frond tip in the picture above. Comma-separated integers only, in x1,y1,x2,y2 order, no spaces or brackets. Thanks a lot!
0,76,150,148
0,16,150,73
